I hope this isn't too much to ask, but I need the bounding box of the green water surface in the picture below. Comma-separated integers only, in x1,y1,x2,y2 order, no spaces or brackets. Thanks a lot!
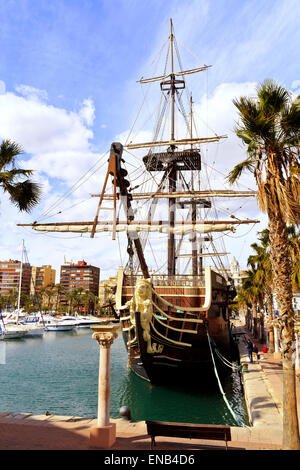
0,329,248,426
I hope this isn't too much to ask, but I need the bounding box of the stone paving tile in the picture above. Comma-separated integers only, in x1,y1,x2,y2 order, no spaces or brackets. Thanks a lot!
8,413,33,420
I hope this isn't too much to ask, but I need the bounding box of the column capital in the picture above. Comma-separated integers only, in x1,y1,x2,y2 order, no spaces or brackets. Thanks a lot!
91,324,119,349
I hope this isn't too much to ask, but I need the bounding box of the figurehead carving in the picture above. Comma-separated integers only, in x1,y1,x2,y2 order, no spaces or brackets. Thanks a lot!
127,278,154,354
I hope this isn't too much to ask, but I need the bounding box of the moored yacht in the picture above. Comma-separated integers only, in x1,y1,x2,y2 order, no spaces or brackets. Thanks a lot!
0,324,26,340
45,316,75,331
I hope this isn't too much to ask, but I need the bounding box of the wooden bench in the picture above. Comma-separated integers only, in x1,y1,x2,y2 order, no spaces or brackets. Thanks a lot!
146,420,231,450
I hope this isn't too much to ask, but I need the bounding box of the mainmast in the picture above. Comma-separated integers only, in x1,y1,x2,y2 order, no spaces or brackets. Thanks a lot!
190,94,198,277
168,18,177,276
134,18,214,277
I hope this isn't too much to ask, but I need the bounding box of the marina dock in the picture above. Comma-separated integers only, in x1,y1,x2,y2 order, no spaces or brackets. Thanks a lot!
0,321,298,450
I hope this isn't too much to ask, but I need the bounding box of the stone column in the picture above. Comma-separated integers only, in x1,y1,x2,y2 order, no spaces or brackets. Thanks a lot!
89,323,119,448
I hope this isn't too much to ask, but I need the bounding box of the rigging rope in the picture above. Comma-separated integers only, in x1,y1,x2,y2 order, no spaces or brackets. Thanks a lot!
206,327,248,428
37,150,109,221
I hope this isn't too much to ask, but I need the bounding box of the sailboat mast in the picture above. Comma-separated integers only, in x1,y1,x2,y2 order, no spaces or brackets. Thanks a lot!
17,239,24,322
168,18,177,276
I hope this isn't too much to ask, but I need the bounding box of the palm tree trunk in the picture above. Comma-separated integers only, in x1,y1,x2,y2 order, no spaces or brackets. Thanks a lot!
259,298,265,342
269,214,300,450
266,287,275,353
247,308,252,331
252,303,258,338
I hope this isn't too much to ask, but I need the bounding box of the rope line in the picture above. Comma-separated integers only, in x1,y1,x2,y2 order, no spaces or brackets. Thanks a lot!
206,327,248,428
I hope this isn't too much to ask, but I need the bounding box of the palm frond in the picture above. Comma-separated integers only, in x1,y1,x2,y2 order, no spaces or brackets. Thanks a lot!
4,180,42,212
0,140,24,170
0,169,34,184
257,79,291,115
226,157,255,185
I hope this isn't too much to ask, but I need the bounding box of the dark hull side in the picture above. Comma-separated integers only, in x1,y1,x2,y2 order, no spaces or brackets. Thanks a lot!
132,313,234,385
119,268,236,385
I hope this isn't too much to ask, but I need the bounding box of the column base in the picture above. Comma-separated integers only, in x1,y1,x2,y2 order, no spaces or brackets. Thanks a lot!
273,352,281,360
89,423,116,448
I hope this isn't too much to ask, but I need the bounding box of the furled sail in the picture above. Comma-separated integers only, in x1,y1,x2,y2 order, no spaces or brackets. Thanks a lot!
18,219,259,234
137,65,211,84
125,136,227,150
90,190,257,200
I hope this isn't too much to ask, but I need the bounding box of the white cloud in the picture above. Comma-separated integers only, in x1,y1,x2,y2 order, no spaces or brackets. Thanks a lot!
291,80,300,89
79,98,95,127
0,88,99,190
15,84,48,102
0,80,5,94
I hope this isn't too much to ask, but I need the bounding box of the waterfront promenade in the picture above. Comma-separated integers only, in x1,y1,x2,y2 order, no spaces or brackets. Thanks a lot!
0,322,299,450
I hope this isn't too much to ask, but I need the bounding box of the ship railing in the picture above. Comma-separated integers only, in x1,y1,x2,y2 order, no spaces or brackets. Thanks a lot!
124,274,205,287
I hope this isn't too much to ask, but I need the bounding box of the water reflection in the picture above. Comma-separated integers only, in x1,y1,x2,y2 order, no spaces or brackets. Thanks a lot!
111,338,248,426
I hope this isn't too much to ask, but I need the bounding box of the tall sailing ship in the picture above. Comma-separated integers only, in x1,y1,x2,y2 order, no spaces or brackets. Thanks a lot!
19,20,258,384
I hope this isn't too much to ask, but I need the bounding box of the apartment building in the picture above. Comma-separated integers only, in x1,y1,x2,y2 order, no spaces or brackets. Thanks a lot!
0,259,31,298
60,260,100,295
98,275,117,305
30,265,56,294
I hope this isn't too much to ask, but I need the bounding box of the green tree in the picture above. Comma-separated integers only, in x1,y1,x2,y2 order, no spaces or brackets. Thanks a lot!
0,139,41,212
227,79,300,449
53,284,66,313
248,230,274,347
240,268,261,338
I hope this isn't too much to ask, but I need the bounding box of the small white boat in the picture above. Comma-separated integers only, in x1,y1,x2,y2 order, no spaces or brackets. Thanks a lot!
59,316,81,327
45,317,75,331
22,324,45,337
0,324,26,340
4,313,45,337
75,316,102,328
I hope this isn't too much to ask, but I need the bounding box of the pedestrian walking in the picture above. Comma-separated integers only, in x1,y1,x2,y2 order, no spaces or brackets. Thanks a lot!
253,343,258,361
247,339,253,363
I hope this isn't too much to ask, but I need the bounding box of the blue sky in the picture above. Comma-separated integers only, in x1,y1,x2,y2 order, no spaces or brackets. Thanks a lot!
0,0,299,281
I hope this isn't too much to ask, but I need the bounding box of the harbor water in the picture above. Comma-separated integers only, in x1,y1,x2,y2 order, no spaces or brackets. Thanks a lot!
0,328,249,426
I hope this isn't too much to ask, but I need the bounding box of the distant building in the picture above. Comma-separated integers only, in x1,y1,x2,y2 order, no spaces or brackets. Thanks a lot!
30,265,56,294
230,257,248,289
0,259,31,298
60,260,100,296
99,275,118,305
293,291,300,315
273,290,300,316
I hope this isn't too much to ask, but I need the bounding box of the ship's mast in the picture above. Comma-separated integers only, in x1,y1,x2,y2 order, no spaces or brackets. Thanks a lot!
189,94,198,277
168,18,177,276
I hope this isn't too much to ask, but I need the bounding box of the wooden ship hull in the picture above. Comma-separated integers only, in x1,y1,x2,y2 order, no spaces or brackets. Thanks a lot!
116,266,235,384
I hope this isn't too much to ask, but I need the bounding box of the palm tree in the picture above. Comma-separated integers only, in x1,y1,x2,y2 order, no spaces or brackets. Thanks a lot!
233,284,252,329
65,287,87,315
256,230,275,352
83,291,96,315
0,139,41,212
241,268,261,338
227,79,300,449
287,225,300,290
53,284,66,313
248,231,274,347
